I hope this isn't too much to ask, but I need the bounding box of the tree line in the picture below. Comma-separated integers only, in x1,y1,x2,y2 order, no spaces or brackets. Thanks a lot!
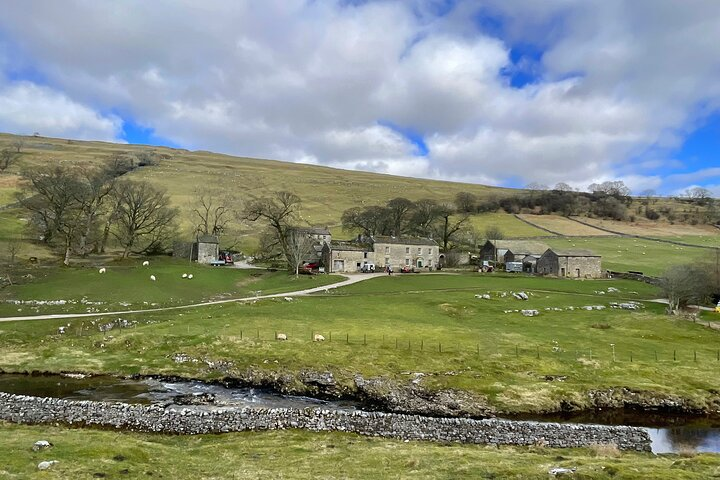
15,155,177,265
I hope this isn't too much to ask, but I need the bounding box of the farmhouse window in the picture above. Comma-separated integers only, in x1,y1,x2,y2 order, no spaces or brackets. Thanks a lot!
385,246,389,254
405,247,410,254
428,248,432,255
417,247,421,254
405,258,410,265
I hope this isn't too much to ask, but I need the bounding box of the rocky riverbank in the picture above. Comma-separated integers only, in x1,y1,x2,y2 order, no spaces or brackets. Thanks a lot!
0,392,652,451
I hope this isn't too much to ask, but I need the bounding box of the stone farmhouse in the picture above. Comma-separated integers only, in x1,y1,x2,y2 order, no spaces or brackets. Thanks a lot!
536,249,603,278
295,227,331,245
322,235,439,273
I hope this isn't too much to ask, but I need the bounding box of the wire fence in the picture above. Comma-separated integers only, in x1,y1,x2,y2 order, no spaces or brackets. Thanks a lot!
219,328,720,365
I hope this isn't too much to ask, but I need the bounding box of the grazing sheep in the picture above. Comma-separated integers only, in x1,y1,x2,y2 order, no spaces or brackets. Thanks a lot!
32,440,53,451
150,275,156,281
142,260,150,266
276,333,288,341
284,296,294,302
182,273,188,278
57,326,66,335
187,274,193,279
313,334,325,342
98,268,106,274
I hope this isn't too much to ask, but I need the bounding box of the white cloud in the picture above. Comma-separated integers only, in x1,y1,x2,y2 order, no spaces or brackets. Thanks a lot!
0,0,719,194
0,81,122,140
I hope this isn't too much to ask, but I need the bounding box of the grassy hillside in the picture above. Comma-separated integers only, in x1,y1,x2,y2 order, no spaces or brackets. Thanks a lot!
0,133,717,273
0,133,513,224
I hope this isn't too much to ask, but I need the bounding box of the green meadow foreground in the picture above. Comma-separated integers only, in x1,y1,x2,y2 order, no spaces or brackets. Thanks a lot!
1,423,719,479
0,259,341,316
1,272,719,414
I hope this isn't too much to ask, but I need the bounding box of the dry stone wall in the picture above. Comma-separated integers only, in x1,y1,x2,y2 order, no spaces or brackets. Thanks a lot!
0,393,651,451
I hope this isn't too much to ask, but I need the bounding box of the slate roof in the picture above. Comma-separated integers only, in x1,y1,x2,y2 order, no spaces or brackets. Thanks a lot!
373,236,438,246
328,240,370,252
550,249,599,257
197,234,219,244
490,240,550,255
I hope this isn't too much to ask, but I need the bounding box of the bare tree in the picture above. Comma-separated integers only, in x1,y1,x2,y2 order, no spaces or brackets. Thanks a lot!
17,165,86,264
5,235,22,265
0,149,19,173
553,182,573,192
242,191,301,263
408,199,440,236
454,191,477,213
386,197,414,236
286,228,315,276
685,187,713,206
111,180,178,257
191,189,234,236
485,226,504,241
526,182,548,191
11,139,24,153
341,205,391,236
660,264,713,314
434,205,469,251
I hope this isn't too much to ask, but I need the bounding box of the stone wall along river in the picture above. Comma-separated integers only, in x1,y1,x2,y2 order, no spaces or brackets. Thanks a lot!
0,392,651,451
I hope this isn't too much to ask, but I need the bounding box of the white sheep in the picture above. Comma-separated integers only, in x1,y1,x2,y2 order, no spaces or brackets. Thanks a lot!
276,333,288,341
284,296,294,302
98,268,106,274
313,334,325,342
142,260,150,266
182,273,188,278
150,275,156,281
187,274,193,279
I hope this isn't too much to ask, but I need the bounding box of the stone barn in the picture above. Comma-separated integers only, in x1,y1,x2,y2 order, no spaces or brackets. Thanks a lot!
322,241,372,273
479,240,550,264
196,235,220,264
536,249,602,278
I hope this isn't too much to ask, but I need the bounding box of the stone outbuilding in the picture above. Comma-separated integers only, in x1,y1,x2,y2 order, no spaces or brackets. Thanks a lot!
536,249,603,278
296,227,332,245
479,240,550,264
195,234,219,264
322,241,372,273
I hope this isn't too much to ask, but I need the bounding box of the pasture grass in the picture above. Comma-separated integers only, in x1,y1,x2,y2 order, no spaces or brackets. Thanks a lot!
545,237,714,276
467,212,548,238
0,258,342,316
516,214,612,236
2,423,718,479
1,274,719,413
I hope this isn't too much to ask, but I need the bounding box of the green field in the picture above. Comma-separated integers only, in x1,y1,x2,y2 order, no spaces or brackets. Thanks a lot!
1,273,719,414
0,258,342,316
467,212,547,238
545,237,715,277
3,423,717,479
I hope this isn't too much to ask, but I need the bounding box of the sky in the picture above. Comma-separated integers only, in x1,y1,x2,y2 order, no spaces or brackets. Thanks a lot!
0,0,719,196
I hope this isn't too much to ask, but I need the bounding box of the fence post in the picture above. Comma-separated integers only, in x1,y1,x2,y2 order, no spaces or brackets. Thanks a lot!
536,346,540,359
364,334,367,346
673,350,676,361
346,333,349,344
694,350,697,362
240,330,243,340
630,351,633,362
515,345,518,358
421,339,423,351
439,342,442,353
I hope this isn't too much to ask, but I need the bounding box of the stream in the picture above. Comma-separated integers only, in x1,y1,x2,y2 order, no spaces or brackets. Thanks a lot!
0,374,717,454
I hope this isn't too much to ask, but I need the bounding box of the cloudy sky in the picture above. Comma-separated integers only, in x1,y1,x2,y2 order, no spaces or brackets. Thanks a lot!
1,0,719,196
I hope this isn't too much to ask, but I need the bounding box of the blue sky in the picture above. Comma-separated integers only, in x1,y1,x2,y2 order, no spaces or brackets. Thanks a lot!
1,0,719,196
